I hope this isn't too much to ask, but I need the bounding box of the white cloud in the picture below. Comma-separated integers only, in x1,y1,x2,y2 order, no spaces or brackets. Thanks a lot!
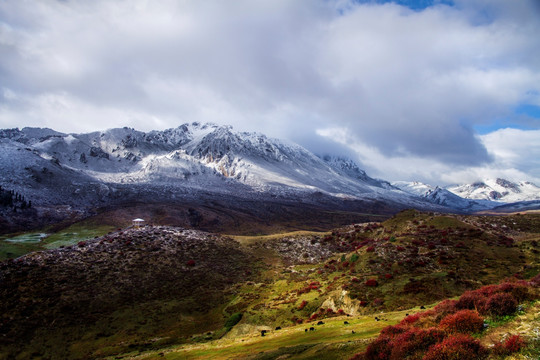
317,126,540,185
0,0,539,184
479,128,540,178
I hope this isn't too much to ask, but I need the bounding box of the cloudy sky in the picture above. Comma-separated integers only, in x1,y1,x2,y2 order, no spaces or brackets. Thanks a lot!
1,0,539,185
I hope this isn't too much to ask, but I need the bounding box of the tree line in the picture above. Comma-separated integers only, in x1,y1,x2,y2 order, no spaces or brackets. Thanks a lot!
0,186,32,212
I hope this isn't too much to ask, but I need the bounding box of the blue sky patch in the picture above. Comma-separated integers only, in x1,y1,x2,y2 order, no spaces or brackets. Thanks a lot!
516,104,540,119
352,0,454,11
474,104,540,134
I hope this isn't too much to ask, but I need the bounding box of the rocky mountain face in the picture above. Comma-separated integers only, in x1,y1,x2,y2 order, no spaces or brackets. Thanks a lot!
0,123,440,233
0,123,397,196
1,123,539,234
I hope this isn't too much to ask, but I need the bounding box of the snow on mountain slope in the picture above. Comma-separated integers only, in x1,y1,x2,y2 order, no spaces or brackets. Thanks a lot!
320,155,396,190
447,178,540,203
392,181,496,211
3,124,538,214
391,181,435,197
1,123,432,209
0,138,111,205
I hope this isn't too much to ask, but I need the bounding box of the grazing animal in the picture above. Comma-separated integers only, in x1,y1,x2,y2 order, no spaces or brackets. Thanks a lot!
375,317,379,321
305,329,308,332
275,326,281,330
317,321,325,325
406,313,409,316
261,330,266,336
352,330,356,334
420,305,426,309
344,321,349,324
309,327,315,331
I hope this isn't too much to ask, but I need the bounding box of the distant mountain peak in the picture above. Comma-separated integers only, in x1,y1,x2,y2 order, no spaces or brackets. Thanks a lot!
447,178,540,203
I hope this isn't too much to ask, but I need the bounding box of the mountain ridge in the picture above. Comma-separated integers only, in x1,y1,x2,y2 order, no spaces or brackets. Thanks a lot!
393,179,540,213
0,123,434,212
1,123,539,234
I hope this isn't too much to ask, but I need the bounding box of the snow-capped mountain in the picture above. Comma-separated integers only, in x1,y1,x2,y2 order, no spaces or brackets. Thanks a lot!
0,123,435,214
2,123,538,233
391,181,497,211
391,181,435,198
447,179,540,203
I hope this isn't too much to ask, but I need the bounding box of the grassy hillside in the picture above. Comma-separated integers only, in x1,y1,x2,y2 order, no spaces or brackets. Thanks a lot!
126,296,539,360
0,210,539,359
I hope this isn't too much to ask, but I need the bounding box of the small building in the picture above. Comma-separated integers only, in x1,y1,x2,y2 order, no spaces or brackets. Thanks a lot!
132,218,145,228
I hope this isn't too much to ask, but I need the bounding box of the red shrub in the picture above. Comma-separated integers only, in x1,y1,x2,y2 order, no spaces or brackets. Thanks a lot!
531,272,540,287
363,336,392,360
456,291,487,313
186,259,196,266
433,299,458,318
365,279,378,287
359,326,446,360
77,241,87,247
384,273,393,279
297,281,320,294
366,246,375,252
439,310,484,334
499,282,529,302
423,334,488,360
493,334,527,356
412,239,424,246
485,292,518,316
359,300,368,307
379,324,408,338
298,300,308,310
476,284,500,297
389,328,446,360
399,313,421,326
